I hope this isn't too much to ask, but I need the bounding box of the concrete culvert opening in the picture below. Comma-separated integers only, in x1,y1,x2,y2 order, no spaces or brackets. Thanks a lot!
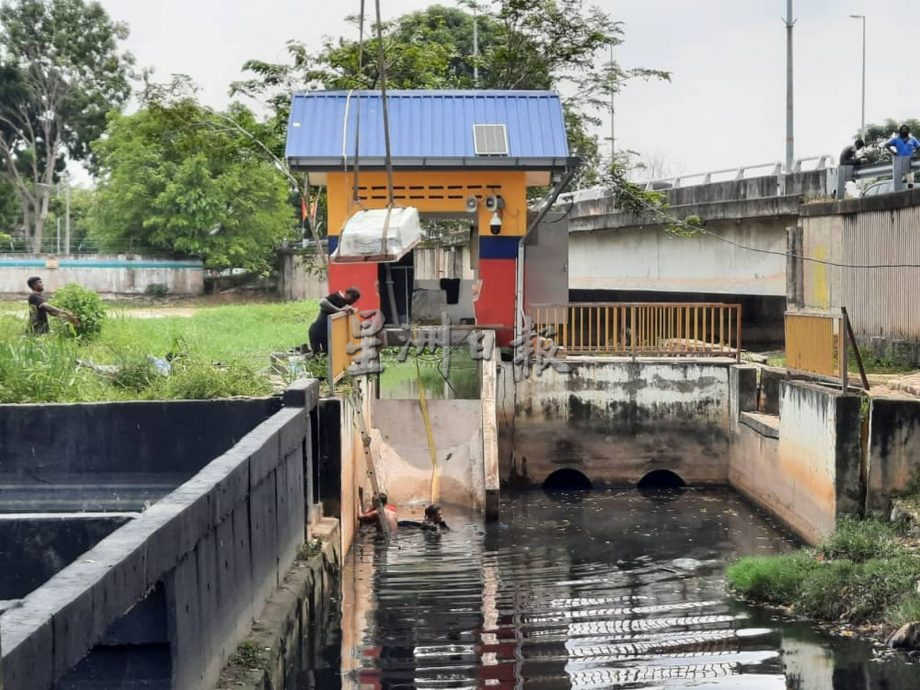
637,469,687,490
542,469,593,492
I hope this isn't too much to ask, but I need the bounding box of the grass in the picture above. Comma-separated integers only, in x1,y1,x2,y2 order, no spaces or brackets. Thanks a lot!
727,517,920,629
764,347,918,376
0,300,320,403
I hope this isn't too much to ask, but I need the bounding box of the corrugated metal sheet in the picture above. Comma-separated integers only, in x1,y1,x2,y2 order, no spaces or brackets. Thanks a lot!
285,90,569,163
835,204,920,340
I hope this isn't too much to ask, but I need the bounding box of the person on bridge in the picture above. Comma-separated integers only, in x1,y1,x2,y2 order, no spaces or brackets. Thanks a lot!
839,139,865,167
886,125,920,158
359,492,399,534
308,286,360,355
25,276,79,335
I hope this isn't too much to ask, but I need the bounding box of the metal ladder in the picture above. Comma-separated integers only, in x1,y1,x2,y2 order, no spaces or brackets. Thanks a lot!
350,389,392,542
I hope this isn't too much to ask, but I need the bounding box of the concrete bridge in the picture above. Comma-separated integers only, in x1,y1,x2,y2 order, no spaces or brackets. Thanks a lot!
561,167,832,348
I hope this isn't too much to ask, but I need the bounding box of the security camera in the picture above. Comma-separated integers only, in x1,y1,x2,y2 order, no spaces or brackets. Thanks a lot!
489,211,502,235
484,195,504,212
465,196,478,213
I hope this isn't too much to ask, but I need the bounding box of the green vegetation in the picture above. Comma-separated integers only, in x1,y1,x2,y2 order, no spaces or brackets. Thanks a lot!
227,641,271,673
0,300,320,403
727,517,920,629
763,347,919,376
52,283,106,339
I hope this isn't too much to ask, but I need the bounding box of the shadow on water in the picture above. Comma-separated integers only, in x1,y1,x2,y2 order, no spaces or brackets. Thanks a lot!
317,488,919,689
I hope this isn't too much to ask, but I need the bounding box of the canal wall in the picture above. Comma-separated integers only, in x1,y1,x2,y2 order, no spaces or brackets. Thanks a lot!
498,358,736,487
729,367,863,544
0,383,321,689
866,396,920,514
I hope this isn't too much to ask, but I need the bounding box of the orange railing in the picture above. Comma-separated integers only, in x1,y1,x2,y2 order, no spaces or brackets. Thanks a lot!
784,310,849,389
531,303,742,359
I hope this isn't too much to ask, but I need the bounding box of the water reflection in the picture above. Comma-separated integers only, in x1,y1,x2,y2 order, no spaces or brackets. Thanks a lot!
378,353,480,400
331,489,917,689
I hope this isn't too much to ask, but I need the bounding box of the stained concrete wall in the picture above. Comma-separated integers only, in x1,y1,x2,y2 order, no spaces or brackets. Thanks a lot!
0,398,281,481
0,255,204,296
498,358,735,487
370,399,484,510
728,372,862,544
569,218,789,297
0,385,318,690
866,397,920,513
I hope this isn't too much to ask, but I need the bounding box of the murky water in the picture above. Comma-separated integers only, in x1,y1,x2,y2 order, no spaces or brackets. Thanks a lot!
322,489,917,689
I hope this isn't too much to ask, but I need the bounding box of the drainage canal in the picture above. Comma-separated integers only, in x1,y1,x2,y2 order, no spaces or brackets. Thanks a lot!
542,468,593,491
323,488,917,689
637,469,687,490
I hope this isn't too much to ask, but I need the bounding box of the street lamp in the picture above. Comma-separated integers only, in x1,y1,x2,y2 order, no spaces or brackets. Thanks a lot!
850,14,866,139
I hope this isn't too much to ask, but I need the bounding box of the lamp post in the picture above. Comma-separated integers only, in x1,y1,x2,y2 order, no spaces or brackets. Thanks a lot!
783,0,795,172
850,14,866,139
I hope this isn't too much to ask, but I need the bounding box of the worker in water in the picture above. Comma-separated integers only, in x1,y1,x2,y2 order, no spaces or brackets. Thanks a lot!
359,492,398,534
398,504,451,532
308,286,361,355
25,276,79,335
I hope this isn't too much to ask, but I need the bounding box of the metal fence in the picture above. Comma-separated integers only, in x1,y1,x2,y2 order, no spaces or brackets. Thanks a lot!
784,310,849,390
531,303,742,359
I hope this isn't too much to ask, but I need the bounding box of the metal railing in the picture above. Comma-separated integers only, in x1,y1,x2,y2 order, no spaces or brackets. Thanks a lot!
838,158,920,197
784,310,849,390
531,303,742,359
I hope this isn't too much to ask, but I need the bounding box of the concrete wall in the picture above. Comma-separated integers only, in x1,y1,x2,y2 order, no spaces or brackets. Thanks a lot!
0,398,281,482
569,218,789,297
0,386,319,690
370,399,484,510
799,189,920,361
498,358,735,487
0,255,204,296
728,371,862,544
277,251,327,301
866,396,920,513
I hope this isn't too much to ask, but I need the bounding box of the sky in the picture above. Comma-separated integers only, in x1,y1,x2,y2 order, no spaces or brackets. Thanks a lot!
97,0,919,179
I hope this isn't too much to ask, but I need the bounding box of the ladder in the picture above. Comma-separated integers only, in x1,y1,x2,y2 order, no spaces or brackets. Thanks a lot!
350,389,392,542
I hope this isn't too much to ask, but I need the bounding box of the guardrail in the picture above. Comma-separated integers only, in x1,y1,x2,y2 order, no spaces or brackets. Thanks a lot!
838,158,920,197
784,308,868,392
531,303,742,359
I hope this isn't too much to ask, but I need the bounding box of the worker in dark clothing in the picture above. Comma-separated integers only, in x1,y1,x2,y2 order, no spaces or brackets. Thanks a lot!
308,286,360,354
839,139,865,167
398,504,451,532
25,276,78,334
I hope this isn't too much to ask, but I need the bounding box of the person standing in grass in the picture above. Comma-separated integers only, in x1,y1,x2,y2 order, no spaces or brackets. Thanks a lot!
308,286,360,354
25,276,78,334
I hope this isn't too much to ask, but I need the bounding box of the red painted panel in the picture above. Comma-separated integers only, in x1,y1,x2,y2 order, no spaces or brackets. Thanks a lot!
477,259,517,346
329,263,380,311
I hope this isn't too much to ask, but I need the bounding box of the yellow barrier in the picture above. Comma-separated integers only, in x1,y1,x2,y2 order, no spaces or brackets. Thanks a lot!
328,311,359,384
784,311,847,387
531,303,742,359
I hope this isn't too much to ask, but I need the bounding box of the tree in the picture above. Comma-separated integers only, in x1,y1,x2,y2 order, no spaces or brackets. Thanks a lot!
232,2,668,189
91,90,295,274
0,0,133,252
855,118,920,164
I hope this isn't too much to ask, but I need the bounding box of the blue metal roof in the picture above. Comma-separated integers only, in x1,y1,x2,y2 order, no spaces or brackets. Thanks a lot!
285,90,570,171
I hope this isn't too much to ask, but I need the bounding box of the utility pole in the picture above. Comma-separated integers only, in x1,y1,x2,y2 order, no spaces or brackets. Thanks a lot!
783,0,795,172
609,44,615,160
850,14,866,139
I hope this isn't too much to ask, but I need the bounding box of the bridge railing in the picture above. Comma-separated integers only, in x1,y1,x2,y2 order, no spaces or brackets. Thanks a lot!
784,310,850,391
531,303,742,360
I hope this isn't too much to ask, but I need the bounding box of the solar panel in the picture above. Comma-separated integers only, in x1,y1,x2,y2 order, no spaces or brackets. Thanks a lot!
473,124,509,156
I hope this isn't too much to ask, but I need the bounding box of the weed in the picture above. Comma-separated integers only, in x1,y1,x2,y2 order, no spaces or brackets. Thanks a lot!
726,552,818,604
887,594,920,628
52,284,106,339
229,641,271,672
816,516,906,563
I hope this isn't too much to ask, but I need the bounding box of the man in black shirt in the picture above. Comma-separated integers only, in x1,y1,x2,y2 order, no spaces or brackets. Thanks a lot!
26,276,78,334
308,286,361,354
